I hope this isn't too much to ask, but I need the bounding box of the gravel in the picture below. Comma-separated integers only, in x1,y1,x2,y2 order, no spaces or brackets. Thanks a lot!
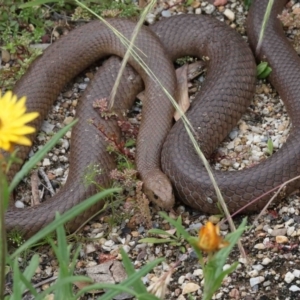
3,0,300,299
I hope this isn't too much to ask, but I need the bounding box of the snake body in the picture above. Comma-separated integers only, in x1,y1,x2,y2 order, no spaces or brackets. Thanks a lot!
5,0,298,237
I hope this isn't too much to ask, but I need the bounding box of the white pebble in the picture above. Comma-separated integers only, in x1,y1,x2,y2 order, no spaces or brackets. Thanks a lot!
262,258,272,265
78,83,87,90
252,264,264,271
178,275,185,284
223,9,235,21
287,226,295,236
285,272,295,284
254,243,266,250
204,4,215,14
42,158,51,166
162,10,171,17
195,8,202,14
289,285,300,292
250,276,264,287
248,270,258,277
54,167,64,176
122,245,131,253
15,200,25,208
146,13,155,24
223,264,231,271
293,269,300,278
193,269,203,277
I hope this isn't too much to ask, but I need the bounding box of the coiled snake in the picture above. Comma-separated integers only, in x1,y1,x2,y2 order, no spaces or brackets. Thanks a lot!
5,0,299,237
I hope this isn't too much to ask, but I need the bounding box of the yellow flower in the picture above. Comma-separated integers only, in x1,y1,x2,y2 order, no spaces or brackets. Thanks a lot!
0,91,39,152
198,221,229,253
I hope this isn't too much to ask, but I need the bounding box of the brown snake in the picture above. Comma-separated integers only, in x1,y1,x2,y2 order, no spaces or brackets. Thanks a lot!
4,0,299,237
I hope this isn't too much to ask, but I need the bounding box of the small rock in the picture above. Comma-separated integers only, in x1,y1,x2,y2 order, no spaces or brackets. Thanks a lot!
61,139,69,150
1,49,11,63
146,13,156,24
252,264,264,271
63,90,73,98
161,10,171,17
193,269,203,277
250,276,264,287
276,235,289,244
182,282,200,294
270,228,287,236
248,270,258,277
220,159,231,167
287,226,295,236
66,131,72,139
204,4,215,14
195,8,202,14
78,83,87,90
229,129,238,139
41,121,55,134
290,285,300,292
178,275,185,284
53,167,64,176
223,8,235,21
85,243,96,254
43,158,51,166
262,258,272,265
63,116,74,125
285,271,295,284
254,243,266,250
15,201,25,208
293,269,300,278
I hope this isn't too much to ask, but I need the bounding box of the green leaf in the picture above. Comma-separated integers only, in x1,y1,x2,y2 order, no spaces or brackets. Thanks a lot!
257,62,272,79
136,293,161,300
267,138,273,155
244,0,252,9
138,238,172,244
120,248,147,294
19,0,62,8
146,228,175,237
125,139,136,147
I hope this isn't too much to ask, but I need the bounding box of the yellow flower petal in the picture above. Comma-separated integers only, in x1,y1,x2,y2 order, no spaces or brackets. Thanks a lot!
0,91,39,152
13,136,32,146
197,222,229,253
9,112,39,127
6,125,36,135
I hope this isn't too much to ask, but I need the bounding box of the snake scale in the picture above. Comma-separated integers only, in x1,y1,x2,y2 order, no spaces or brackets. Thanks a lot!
4,0,300,237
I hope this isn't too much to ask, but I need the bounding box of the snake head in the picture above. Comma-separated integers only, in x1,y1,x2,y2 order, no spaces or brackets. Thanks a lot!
142,170,174,209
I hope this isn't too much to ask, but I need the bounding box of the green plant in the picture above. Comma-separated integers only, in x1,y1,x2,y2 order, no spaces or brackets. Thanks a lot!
266,137,274,156
139,215,187,253
160,212,247,300
244,0,252,10
257,61,272,79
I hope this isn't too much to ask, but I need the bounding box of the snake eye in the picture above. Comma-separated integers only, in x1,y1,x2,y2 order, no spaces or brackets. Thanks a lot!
153,193,159,200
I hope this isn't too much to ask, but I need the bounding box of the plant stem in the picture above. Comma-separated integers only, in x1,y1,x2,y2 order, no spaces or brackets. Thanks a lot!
0,169,8,299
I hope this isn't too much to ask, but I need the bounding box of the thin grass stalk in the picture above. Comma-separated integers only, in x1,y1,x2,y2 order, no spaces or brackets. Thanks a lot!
108,0,156,109
0,169,7,299
256,0,274,53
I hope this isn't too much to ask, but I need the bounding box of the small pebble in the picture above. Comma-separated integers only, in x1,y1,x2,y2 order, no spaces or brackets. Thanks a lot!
250,276,264,287
223,8,235,21
262,258,272,265
15,200,25,208
285,272,295,284
203,4,215,14
42,158,51,166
